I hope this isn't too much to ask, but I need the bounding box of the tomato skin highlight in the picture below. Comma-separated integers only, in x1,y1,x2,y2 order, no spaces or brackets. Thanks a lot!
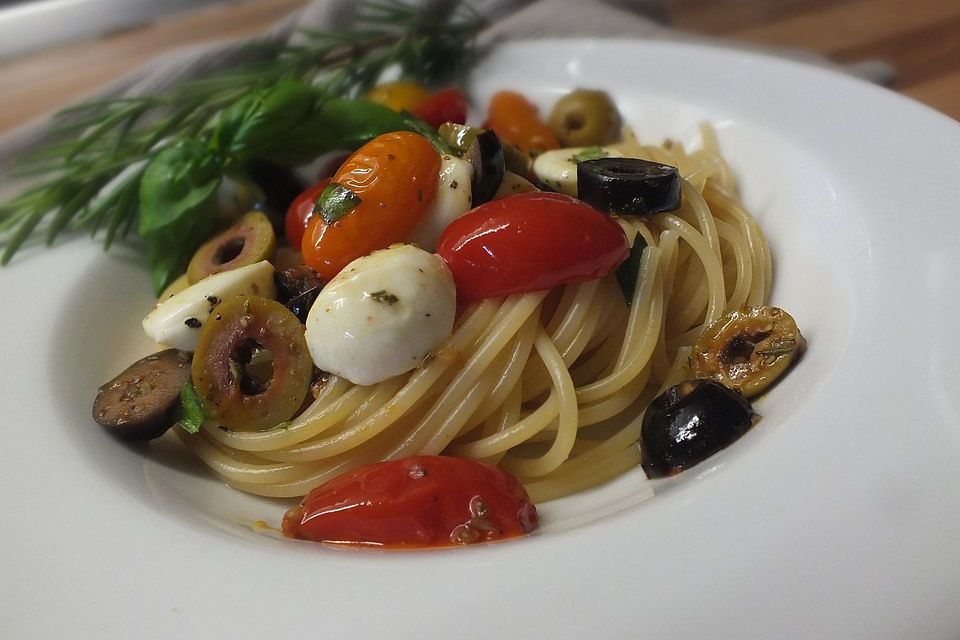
414,88,468,129
284,178,330,248
437,192,630,302
301,132,440,281
282,456,538,548
485,91,560,156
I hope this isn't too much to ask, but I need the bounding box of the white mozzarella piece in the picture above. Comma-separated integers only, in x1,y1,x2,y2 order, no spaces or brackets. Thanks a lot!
493,171,538,199
142,260,275,352
406,154,474,251
305,244,456,386
532,146,623,196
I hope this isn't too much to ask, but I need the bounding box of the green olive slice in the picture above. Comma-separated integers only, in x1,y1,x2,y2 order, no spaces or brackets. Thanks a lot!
192,295,312,431
547,89,621,147
187,211,277,284
691,305,805,398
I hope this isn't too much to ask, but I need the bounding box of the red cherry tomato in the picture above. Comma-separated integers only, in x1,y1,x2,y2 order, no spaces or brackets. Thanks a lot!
414,88,468,129
437,192,629,302
282,455,538,548
284,178,330,248
301,132,440,281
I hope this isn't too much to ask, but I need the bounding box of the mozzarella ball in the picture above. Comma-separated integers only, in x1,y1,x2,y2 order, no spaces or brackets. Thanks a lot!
142,261,275,351
305,245,456,386
532,146,623,196
406,153,474,251
493,171,538,199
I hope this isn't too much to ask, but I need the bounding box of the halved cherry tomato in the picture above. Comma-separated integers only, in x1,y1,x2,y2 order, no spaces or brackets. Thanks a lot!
437,192,629,302
485,91,560,156
284,178,330,248
414,88,468,129
282,455,538,548
301,132,440,281
363,81,430,113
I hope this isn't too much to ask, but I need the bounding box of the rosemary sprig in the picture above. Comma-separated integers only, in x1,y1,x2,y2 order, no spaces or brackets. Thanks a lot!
0,0,485,291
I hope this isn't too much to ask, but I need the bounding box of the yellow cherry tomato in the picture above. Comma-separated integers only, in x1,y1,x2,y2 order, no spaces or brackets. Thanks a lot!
364,82,430,113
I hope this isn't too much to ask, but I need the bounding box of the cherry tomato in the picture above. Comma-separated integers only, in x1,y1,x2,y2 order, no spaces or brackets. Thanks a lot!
414,88,468,129
485,91,560,156
301,132,440,281
363,81,430,113
282,455,538,548
437,192,629,302
284,178,330,248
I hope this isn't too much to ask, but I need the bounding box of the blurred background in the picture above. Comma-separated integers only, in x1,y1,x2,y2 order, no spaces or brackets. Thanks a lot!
1,0,958,134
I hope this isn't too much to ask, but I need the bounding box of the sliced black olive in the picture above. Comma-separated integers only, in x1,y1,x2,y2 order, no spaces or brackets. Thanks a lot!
192,295,312,431
577,157,681,217
692,306,805,398
92,349,193,441
640,379,755,478
245,159,307,230
275,265,325,323
186,211,277,284
463,129,505,206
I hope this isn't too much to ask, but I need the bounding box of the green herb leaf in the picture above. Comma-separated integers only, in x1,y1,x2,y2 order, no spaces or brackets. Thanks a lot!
616,232,648,304
0,1,486,272
300,98,426,156
212,81,327,165
369,290,399,305
570,146,609,164
139,140,222,293
398,110,453,155
175,380,206,434
315,183,362,224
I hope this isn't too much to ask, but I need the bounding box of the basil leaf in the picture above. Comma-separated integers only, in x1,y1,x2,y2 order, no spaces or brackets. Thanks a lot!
213,80,426,165
616,232,648,304
570,146,609,164
175,380,206,434
212,81,326,165
398,110,453,155
139,140,221,293
315,183,361,224
289,98,428,160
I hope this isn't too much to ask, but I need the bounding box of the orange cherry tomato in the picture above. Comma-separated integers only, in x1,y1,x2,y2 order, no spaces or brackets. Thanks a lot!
485,91,560,156
301,132,440,281
282,455,538,548
284,178,330,248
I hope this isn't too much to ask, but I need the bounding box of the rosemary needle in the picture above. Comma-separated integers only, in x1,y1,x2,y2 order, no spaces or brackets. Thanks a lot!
0,0,485,280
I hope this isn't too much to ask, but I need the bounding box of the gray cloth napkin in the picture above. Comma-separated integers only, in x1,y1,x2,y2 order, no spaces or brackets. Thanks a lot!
0,0,894,176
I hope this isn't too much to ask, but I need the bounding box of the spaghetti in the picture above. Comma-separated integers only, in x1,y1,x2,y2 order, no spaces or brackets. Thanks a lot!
177,124,771,502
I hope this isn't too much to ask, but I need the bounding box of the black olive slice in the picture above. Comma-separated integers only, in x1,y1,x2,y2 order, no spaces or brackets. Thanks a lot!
464,129,505,206
275,266,325,324
92,349,193,441
577,157,681,217
640,379,755,478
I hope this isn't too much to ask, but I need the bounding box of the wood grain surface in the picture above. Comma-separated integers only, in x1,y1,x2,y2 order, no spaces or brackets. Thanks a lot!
1,0,958,136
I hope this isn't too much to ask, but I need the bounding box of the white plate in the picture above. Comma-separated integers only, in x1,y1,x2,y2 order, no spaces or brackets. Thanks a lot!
3,40,960,639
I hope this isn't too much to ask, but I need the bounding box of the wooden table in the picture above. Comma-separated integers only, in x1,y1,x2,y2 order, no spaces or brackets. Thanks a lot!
2,0,959,135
